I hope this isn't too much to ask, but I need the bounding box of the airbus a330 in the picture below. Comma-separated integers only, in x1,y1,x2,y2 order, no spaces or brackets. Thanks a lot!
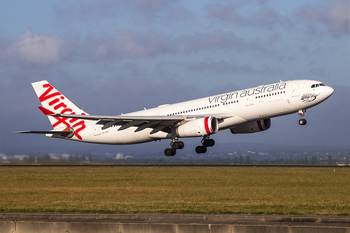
15,80,334,156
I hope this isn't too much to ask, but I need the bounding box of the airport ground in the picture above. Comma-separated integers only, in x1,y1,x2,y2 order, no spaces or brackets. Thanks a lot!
0,165,349,216
1,165,350,232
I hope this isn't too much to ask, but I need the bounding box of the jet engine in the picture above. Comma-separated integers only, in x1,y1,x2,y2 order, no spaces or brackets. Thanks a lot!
176,116,219,137
230,119,271,134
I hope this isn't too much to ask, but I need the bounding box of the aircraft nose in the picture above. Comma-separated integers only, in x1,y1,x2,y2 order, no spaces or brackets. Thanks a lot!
326,86,334,97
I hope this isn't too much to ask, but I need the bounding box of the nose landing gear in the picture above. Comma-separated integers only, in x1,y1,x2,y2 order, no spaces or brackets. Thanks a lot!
195,136,215,154
298,109,307,125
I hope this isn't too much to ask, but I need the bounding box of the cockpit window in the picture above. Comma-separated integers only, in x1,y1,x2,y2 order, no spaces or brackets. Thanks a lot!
311,83,325,88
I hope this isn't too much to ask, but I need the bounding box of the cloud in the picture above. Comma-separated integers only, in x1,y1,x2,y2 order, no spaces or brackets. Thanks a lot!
54,0,194,22
181,31,270,54
208,0,269,7
131,0,193,21
309,67,329,78
84,29,176,60
65,75,205,115
0,30,75,66
298,0,349,37
84,30,271,60
205,2,290,29
1,28,271,65
188,60,280,75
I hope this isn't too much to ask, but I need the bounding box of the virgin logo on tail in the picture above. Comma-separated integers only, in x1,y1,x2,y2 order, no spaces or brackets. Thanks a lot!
38,84,86,140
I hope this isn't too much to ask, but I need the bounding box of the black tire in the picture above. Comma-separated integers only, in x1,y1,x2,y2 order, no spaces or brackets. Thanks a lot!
299,119,307,125
178,141,184,149
203,139,215,147
170,148,176,156
208,139,215,147
164,148,173,156
172,141,180,149
195,146,207,154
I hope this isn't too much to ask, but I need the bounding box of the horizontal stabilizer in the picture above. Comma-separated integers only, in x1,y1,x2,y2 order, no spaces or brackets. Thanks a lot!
14,127,74,138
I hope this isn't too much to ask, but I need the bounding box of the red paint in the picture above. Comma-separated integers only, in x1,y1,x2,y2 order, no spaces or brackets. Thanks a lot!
52,116,70,128
54,102,67,110
37,83,86,140
204,117,212,134
39,84,61,102
48,98,60,106
38,106,54,115
257,120,265,131
61,108,73,114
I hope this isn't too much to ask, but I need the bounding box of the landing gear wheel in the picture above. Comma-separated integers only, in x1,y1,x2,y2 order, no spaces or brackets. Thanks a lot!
172,141,180,149
171,140,184,150
203,139,215,147
195,146,207,154
164,148,176,156
178,141,184,149
196,136,214,154
164,148,172,156
298,119,307,125
165,140,184,156
298,109,307,126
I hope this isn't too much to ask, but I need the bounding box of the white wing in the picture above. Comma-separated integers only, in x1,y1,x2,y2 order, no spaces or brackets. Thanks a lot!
53,113,234,133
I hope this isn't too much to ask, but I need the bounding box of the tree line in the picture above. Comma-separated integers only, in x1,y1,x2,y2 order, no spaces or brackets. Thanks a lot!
3,154,349,165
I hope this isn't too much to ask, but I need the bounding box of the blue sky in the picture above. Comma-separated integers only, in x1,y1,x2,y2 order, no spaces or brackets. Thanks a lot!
0,0,349,155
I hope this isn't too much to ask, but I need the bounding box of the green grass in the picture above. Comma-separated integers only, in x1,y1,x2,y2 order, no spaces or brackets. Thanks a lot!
0,167,349,215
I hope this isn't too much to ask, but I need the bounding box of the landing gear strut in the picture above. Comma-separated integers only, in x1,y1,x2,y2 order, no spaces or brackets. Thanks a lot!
298,109,307,125
195,136,215,154
164,139,184,156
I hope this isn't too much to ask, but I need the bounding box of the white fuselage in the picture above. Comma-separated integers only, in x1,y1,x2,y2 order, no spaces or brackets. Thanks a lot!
72,80,333,145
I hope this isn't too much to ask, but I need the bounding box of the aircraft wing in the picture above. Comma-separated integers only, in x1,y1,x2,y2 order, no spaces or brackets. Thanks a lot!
52,113,234,132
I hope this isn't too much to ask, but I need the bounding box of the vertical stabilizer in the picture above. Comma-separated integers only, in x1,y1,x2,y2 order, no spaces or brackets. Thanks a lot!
31,80,89,139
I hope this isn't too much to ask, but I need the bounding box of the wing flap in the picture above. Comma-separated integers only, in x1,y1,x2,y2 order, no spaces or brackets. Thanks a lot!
135,121,162,132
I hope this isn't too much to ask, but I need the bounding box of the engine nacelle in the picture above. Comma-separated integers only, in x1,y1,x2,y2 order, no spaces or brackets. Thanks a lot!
176,116,219,137
230,119,271,134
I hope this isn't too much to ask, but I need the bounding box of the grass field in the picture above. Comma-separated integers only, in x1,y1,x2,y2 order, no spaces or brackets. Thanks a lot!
0,166,349,216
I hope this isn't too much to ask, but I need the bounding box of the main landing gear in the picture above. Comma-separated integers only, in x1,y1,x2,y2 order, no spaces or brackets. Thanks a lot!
298,109,307,125
195,136,215,154
164,139,184,156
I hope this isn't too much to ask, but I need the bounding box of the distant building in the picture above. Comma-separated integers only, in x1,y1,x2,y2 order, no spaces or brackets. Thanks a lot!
116,153,124,159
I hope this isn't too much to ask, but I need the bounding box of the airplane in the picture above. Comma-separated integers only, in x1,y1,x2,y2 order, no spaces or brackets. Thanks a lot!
15,80,334,156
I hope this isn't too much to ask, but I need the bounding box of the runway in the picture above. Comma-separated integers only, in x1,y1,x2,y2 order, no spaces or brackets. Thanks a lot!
1,164,347,168
1,213,349,233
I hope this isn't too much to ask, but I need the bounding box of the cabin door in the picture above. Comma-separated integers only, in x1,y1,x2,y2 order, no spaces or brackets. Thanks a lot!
292,84,299,97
